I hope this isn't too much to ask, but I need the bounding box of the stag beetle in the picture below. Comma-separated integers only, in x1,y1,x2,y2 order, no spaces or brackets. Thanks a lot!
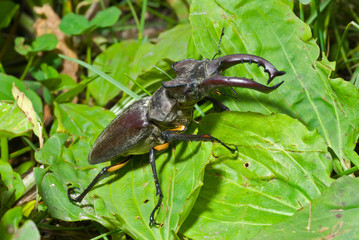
67,29,285,226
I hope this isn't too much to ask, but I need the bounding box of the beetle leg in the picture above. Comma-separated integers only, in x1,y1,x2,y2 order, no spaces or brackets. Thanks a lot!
149,147,164,226
161,131,237,153
68,158,130,203
206,96,230,112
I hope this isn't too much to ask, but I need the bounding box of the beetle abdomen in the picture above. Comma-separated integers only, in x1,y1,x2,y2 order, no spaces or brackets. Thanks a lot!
89,97,161,164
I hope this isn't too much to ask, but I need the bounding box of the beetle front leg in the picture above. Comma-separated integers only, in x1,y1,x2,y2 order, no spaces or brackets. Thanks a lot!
149,147,164,226
206,96,230,112
161,131,237,153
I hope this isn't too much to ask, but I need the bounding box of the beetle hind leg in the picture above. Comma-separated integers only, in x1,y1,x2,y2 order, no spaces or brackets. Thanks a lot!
67,158,130,203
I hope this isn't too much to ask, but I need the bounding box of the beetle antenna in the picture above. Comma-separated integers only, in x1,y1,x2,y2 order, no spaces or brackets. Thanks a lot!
212,27,225,60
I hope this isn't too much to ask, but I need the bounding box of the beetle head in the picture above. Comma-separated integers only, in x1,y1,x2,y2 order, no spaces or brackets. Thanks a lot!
162,54,285,105
162,59,207,105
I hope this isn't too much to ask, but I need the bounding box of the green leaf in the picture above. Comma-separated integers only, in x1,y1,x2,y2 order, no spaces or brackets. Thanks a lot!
59,12,91,35
254,176,359,239
180,112,333,239
35,101,213,238
53,103,115,142
87,40,143,105
32,64,76,91
90,6,121,28
59,53,140,104
0,162,25,212
167,0,189,22
35,133,212,239
0,207,22,239
0,101,32,138
54,77,94,103
0,1,19,29
12,85,43,146
109,24,192,111
189,0,359,171
14,37,32,56
15,220,40,240
130,24,191,75
88,24,191,106
0,207,40,240
0,73,43,120
299,0,311,4
31,34,58,52
14,34,58,56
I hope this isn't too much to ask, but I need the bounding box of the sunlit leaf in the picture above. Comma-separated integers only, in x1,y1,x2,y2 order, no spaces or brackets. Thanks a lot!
189,0,359,172
31,34,58,52
59,12,91,35
179,112,333,239
12,85,43,146
0,101,32,138
254,176,359,239
90,6,121,28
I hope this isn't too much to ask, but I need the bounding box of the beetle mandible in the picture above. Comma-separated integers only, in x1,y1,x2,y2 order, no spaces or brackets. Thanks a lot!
67,28,286,226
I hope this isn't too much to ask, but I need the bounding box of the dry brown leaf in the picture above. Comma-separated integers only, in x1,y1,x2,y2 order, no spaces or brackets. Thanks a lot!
33,4,78,83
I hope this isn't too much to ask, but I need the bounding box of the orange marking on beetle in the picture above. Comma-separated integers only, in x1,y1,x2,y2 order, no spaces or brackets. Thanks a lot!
169,125,186,131
154,142,169,151
202,134,211,138
107,159,130,172
215,90,221,95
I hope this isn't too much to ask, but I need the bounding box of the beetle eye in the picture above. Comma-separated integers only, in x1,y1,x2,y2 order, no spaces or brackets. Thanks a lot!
189,82,197,91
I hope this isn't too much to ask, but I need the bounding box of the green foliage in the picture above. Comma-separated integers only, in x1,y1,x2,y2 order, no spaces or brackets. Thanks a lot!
1,0,358,239
0,101,32,138
15,34,58,56
0,207,40,240
255,176,359,239
59,6,121,35
0,1,19,29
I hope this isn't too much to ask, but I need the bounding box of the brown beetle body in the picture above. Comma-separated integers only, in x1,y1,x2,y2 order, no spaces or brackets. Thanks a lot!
68,53,285,226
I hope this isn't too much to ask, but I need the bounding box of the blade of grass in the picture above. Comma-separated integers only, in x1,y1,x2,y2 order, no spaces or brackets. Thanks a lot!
0,62,5,73
314,0,325,54
59,54,140,100
19,55,35,81
9,146,32,159
126,0,141,37
125,73,152,96
1,137,8,162
306,0,332,25
139,0,148,42
153,64,173,79
332,21,359,77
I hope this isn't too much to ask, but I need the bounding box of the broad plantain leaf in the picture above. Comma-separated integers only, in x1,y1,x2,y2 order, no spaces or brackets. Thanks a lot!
35,103,212,239
254,176,359,239
189,0,359,171
180,112,333,239
88,24,191,106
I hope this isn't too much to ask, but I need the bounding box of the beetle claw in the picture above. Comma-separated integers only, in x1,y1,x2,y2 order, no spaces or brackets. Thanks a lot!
207,54,285,87
204,54,285,93
267,70,286,85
